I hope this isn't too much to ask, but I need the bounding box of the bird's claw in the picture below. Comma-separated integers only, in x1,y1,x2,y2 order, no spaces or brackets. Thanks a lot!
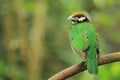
81,60,86,65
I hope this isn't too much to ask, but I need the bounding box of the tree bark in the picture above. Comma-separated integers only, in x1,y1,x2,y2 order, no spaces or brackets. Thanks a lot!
48,52,120,80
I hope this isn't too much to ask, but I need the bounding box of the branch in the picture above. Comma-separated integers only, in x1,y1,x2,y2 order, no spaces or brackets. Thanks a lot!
48,52,120,80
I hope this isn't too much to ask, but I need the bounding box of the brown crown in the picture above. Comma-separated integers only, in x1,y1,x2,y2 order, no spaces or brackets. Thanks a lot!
72,12,86,17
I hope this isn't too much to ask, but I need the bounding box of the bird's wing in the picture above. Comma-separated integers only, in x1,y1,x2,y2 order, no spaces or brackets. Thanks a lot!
71,31,89,53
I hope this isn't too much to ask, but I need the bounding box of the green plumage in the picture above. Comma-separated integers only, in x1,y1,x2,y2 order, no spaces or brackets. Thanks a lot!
69,23,98,74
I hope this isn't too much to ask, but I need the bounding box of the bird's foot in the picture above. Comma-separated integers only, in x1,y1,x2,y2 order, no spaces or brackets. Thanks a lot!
81,60,86,65
98,56,101,62
97,53,101,62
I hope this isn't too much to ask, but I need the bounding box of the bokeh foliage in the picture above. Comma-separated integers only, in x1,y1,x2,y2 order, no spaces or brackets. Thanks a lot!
0,0,120,80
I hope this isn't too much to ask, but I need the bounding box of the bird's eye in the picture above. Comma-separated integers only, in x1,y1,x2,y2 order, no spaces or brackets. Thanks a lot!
77,16,81,18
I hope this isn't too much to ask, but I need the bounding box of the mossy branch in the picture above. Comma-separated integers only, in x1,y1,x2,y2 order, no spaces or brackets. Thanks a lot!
48,52,120,80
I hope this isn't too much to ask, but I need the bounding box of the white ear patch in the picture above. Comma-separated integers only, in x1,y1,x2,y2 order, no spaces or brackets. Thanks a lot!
78,17,86,21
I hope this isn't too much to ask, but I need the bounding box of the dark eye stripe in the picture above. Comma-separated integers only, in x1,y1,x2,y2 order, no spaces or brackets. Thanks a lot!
72,20,76,22
77,16,81,18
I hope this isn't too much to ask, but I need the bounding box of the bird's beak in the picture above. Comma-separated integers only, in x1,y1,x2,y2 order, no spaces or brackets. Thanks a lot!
67,15,73,20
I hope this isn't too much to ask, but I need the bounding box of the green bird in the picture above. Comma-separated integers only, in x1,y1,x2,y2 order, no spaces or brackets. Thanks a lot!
67,12,100,74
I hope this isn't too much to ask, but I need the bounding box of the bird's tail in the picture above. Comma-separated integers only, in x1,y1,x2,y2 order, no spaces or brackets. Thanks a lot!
86,49,98,74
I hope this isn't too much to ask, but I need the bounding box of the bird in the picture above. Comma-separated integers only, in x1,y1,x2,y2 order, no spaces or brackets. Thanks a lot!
67,12,100,74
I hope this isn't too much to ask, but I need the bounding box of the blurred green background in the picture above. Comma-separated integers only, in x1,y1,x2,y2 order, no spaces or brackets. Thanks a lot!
0,0,120,80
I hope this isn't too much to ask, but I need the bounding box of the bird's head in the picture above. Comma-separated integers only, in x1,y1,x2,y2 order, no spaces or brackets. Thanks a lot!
67,12,90,25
